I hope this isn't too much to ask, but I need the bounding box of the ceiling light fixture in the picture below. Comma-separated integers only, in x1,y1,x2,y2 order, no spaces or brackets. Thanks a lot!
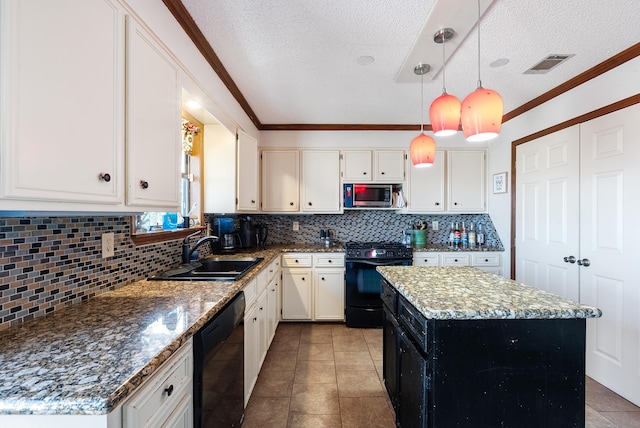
460,0,503,142
429,28,460,137
410,63,436,168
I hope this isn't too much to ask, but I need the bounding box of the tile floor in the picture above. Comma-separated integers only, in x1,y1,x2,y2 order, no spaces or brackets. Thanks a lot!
242,322,640,428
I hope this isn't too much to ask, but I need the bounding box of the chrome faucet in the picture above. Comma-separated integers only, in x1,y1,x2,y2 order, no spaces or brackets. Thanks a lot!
182,230,219,264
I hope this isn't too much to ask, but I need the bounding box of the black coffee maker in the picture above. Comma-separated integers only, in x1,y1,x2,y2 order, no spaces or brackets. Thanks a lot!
239,216,257,249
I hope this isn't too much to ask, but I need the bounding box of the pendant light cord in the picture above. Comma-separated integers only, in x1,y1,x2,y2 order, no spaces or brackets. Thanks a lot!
420,72,424,133
441,31,447,95
477,0,482,89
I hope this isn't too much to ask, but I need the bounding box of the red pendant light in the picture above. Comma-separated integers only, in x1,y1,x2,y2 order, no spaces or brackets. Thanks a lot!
461,0,503,142
429,28,460,137
410,133,436,167
410,63,435,168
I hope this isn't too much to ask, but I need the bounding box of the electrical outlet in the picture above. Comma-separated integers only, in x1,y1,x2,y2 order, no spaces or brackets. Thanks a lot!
432,221,439,231
102,232,115,258
292,221,299,231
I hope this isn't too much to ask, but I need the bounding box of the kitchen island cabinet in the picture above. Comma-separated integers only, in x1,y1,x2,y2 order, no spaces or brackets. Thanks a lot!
378,266,601,428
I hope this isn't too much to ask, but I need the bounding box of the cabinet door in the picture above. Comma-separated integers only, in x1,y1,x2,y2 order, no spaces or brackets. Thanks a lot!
261,150,299,212
281,269,312,320
126,16,181,209
0,0,123,204
447,150,486,212
406,150,445,212
375,150,405,181
314,270,345,320
398,332,428,428
237,130,259,211
244,305,259,407
256,289,269,368
302,150,341,213
267,275,280,346
342,150,372,182
159,392,193,428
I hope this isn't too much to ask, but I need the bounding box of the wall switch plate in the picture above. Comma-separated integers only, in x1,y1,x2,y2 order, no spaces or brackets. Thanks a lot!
102,232,115,258
292,221,299,231
432,221,439,231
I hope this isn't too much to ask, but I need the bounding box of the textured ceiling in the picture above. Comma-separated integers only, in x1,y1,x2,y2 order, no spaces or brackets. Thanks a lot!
180,0,640,126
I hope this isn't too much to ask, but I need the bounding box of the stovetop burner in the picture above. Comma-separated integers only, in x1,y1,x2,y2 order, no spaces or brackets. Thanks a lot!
345,241,412,260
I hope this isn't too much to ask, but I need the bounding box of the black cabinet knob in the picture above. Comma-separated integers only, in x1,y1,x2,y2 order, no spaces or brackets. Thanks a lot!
290,202,294,206
435,202,440,206
164,384,174,396
251,199,255,203
139,180,149,189
98,173,111,182
308,201,312,206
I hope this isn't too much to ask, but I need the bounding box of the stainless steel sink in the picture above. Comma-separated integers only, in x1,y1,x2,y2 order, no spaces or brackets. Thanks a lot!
149,257,264,281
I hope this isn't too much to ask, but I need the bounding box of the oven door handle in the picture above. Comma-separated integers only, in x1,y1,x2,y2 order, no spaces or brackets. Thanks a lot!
347,259,409,267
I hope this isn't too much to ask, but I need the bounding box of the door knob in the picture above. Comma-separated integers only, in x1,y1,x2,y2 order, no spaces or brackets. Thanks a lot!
577,258,591,267
563,256,576,263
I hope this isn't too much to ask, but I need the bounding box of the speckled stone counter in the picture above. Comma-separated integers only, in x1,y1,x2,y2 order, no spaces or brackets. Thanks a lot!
377,266,601,320
411,243,504,252
0,244,344,416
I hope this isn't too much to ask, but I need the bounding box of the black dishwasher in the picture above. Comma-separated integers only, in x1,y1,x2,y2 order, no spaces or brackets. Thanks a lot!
194,292,245,428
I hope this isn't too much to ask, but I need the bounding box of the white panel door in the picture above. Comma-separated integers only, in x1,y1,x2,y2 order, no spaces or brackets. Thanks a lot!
261,150,299,212
516,126,580,301
302,150,341,213
580,104,640,406
447,150,486,212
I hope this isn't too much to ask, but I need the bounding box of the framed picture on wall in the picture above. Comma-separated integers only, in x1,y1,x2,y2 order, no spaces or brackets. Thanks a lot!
493,172,508,194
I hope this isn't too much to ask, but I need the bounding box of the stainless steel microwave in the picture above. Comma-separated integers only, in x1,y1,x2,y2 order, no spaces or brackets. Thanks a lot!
344,184,393,208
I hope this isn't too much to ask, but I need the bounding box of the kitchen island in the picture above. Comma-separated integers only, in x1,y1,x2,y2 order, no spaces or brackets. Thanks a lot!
377,266,601,428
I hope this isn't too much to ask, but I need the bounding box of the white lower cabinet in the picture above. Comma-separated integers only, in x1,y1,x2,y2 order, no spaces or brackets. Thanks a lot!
244,257,281,407
122,339,193,428
413,252,503,276
281,253,345,321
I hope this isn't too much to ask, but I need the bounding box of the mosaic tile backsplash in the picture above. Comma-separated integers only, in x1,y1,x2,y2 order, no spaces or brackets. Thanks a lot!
0,216,188,330
0,211,502,330
226,211,503,249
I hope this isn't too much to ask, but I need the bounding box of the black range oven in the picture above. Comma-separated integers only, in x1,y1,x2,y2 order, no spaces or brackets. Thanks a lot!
345,241,412,328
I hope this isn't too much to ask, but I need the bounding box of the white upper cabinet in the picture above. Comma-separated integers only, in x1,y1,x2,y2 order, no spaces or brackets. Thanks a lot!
301,150,341,213
125,16,181,209
261,150,299,212
236,130,259,212
375,150,405,181
447,150,486,212
406,150,445,213
0,0,124,206
342,150,372,182
342,149,405,183
0,0,183,212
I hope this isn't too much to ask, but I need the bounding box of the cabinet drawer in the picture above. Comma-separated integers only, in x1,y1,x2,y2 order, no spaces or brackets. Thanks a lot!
313,254,345,267
282,254,312,268
472,254,501,267
123,340,193,428
244,278,258,308
413,254,439,266
267,258,280,281
441,254,471,266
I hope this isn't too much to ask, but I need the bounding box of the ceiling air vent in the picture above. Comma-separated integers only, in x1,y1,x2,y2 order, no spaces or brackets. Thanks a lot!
524,54,575,74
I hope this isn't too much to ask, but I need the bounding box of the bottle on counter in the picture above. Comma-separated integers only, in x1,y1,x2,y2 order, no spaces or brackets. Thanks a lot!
461,221,468,249
453,221,461,249
448,222,455,248
477,223,486,249
468,222,477,249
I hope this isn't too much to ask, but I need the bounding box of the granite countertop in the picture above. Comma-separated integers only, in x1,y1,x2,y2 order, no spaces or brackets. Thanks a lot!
377,266,601,320
411,243,504,252
0,244,345,416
